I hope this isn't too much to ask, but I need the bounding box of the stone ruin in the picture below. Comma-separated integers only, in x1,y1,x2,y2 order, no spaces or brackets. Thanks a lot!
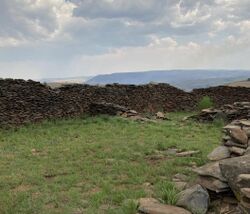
136,121,250,214
0,78,250,127
1,79,250,213
89,102,169,122
193,119,250,213
190,102,250,122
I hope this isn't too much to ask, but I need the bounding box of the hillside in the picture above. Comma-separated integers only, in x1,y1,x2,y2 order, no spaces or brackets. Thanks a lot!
226,79,250,88
87,70,250,91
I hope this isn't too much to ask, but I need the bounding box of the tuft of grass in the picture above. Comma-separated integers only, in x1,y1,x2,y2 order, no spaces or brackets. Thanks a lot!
157,181,179,205
197,96,214,111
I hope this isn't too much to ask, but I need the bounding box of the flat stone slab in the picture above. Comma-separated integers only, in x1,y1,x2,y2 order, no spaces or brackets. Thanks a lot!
229,147,246,156
207,146,230,161
197,175,229,193
241,188,250,199
138,198,191,214
176,150,200,157
177,184,209,214
220,155,250,200
194,161,227,182
229,128,248,145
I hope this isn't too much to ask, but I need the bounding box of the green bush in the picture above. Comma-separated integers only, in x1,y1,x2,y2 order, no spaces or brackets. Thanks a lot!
197,96,214,111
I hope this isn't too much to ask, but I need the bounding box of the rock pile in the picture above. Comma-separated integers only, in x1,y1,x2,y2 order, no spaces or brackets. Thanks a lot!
0,79,83,127
89,102,157,122
194,119,250,213
192,86,250,108
191,102,250,122
1,78,250,127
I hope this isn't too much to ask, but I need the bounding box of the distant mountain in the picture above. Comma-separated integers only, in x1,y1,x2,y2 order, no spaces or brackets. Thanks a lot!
86,70,250,91
226,79,250,88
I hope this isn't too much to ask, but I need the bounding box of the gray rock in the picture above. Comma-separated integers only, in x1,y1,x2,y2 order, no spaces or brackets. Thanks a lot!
224,140,248,149
246,147,250,155
173,173,188,182
229,128,248,145
207,146,230,161
194,161,227,182
238,174,250,182
156,112,169,120
240,120,250,127
174,182,187,191
176,150,200,157
241,188,250,198
176,184,209,214
197,175,229,193
236,174,250,191
165,148,179,156
239,198,250,214
229,147,246,156
243,128,250,137
220,155,250,200
224,124,241,131
138,198,191,214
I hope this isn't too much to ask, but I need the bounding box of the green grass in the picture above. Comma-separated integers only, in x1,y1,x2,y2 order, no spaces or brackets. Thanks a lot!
0,113,223,214
157,181,179,205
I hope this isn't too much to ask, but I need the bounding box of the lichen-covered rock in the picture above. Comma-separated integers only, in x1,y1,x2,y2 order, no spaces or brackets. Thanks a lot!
229,128,248,145
207,146,230,161
197,175,229,193
220,155,250,200
177,184,209,214
194,162,227,182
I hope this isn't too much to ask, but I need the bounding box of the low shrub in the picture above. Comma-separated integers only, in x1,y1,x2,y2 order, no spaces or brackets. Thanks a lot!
197,96,214,111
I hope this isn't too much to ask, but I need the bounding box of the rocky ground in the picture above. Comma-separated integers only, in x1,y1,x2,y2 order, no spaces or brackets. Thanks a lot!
136,107,250,214
190,102,250,122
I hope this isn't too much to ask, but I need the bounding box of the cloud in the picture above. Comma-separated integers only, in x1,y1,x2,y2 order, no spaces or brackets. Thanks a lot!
0,0,75,45
0,0,249,79
68,35,250,76
72,0,167,21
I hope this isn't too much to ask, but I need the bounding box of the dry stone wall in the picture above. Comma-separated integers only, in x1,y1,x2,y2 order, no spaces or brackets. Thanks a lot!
194,119,250,213
0,79,250,126
192,86,250,108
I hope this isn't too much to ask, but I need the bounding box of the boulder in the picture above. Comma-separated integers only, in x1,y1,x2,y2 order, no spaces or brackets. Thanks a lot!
229,147,246,156
207,146,230,161
239,120,250,127
224,140,248,149
194,161,227,182
156,112,168,120
241,188,250,198
237,174,250,183
138,198,191,214
219,155,250,200
176,184,209,214
229,128,248,145
197,175,229,193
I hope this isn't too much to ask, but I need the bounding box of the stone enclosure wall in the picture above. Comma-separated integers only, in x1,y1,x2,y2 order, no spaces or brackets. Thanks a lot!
0,79,250,126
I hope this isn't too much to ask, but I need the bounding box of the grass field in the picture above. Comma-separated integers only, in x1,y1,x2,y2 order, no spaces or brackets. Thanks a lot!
0,113,224,214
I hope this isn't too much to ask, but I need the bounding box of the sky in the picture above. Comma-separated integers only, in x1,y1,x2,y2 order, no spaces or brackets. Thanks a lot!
0,0,250,79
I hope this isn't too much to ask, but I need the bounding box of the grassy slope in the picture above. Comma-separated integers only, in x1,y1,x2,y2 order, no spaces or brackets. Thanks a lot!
0,113,223,214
